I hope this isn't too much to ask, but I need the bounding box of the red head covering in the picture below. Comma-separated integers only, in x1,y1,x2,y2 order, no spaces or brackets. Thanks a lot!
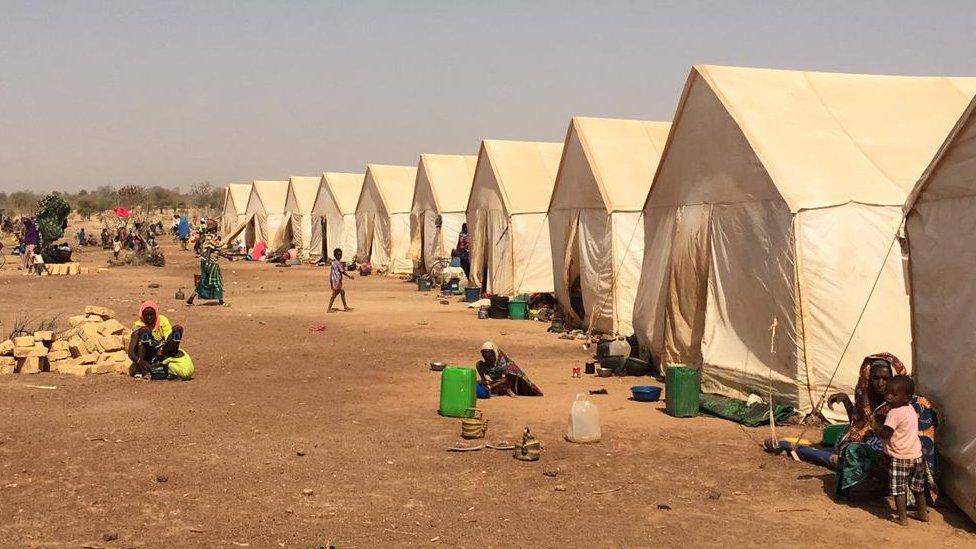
138,300,160,330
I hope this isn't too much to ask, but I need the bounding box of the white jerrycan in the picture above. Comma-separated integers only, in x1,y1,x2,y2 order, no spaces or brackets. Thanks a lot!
566,393,601,443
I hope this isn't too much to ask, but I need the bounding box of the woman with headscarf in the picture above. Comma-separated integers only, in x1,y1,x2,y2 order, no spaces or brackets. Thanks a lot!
475,342,543,397
764,353,939,504
831,353,939,502
177,215,191,250
455,223,470,278
127,301,186,378
186,234,225,306
20,217,39,274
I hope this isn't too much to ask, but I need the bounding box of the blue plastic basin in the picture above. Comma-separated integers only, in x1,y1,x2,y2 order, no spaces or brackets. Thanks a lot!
631,385,662,402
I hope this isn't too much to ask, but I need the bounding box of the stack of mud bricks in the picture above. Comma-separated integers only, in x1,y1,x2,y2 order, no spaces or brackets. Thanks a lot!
42,262,90,276
0,306,133,376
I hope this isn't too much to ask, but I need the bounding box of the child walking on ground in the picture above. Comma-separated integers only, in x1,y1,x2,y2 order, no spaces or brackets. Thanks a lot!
327,248,354,313
877,375,929,525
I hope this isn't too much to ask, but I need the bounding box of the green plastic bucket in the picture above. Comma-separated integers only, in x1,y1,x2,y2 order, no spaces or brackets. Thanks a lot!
665,365,700,418
439,367,477,418
821,423,849,447
507,299,528,320
417,278,431,292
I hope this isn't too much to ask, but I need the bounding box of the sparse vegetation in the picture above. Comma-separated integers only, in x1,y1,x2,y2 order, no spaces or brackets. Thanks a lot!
0,183,223,218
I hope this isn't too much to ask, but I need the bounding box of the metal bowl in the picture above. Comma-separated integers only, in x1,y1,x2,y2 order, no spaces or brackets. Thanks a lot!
430,362,447,372
596,367,614,378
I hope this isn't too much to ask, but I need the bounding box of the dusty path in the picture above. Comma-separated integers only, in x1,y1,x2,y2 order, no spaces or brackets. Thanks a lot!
0,242,974,547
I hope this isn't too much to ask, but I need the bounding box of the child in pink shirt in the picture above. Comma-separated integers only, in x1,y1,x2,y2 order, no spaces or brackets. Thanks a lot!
878,375,928,525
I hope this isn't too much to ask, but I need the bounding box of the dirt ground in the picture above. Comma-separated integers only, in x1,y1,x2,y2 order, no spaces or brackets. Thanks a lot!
1,238,974,548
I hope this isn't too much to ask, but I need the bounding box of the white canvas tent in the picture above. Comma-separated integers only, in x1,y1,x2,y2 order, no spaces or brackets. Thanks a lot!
239,180,291,252
221,183,252,244
549,117,671,336
467,139,563,296
631,64,976,418
904,96,976,524
410,154,478,273
284,176,322,261
312,172,364,262
356,164,418,274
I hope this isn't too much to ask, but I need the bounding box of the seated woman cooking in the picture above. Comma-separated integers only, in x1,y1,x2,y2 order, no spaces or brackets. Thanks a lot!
765,353,939,503
475,342,543,397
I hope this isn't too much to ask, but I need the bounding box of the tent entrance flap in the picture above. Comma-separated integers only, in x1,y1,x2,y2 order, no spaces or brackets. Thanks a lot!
223,213,256,248
663,204,714,368
560,211,584,324
320,216,328,259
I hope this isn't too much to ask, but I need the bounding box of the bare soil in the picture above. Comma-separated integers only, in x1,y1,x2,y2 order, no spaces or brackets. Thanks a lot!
0,240,974,548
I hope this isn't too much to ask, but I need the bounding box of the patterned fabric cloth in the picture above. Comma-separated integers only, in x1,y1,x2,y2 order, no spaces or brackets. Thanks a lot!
847,352,906,442
890,457,926,496
330,259,344,291
479,342,543,396
835,352,940,502
196,239,223,300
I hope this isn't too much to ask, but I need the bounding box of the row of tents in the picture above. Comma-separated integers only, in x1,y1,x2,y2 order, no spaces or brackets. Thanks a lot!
217,64,976,521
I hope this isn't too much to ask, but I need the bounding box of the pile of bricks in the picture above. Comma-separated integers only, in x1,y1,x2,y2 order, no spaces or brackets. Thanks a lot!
43,262,92,276
0,306,133,377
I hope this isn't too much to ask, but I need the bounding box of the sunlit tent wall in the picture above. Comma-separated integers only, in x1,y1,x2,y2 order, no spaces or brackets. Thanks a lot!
631,64,976,419
549,117,671,336
284,176,322,261
904,96,976,524
467,140,563,296
245,180,292,252
356,164,418,274
410,154,478,274
222,180,289,250
221,183,252,245
313,172,364,262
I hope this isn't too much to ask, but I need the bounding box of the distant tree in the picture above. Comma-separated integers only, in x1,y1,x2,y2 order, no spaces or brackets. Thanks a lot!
117,185,146,209
190,181,221,211
146,186,172,212
76,196,97,219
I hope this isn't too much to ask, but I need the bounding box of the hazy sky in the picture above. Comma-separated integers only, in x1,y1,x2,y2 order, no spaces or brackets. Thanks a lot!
3,1,976,192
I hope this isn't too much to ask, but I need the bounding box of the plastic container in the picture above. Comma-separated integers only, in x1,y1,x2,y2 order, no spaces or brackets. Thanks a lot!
508,299,528,320
450,257,461,268
624,357,650,376
566,394,601,443
598,355,625,372
631,385,662,402
489,295,509,319
439,367,477,418
597,339,631,359
465,287,481,303
476,383,491,399
665,365,700,418
821,423,850,447
417,278,431,292
447,277,460,292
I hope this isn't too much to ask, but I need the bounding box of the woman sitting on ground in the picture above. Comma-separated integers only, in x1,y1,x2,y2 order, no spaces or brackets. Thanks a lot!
475,342,543,397
128,301,188,379
765,353,939,503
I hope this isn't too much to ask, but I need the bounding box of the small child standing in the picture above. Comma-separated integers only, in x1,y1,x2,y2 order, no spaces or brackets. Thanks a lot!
32,251,45,276
878,375,928,525
327,248,354,313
